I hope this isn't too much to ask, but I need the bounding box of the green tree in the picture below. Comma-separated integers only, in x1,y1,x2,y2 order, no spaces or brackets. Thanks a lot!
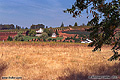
55,29,59,36
38,37,41,41
65,0,120,61
44,28,53,36
60,22,64,27
74,22,78,26
14,32,24,41
28,30,36,37
26,30,30,36
16,25,21,30
7,36,13,41
48,38,52,42
52,39,56,42
43,39,46,42
40,32,48,39
25,27,28,29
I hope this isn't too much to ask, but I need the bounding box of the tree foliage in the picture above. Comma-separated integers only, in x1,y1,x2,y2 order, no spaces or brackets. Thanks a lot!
60,22,64,27
14,32,24,41
40,32,48,39
44,28,53,36
55,29,59,36
28,30,36,37
25,27,28,29
7,36,13,41
26,30,30,36
64,0,120,61
74,22,78,26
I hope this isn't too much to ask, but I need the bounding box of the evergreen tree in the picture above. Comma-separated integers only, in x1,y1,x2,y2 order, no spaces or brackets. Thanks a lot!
26,30,29,36
60,22,64,27
74,22,78,26
7,36,13,41
25,27,28,29
55,29,59,36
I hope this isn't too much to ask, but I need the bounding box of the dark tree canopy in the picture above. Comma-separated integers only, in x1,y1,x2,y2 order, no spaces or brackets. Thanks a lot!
60,22,64,27
74,22,78,26
64,0,120,61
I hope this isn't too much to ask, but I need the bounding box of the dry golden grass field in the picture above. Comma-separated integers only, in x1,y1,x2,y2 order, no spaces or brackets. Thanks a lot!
0,42,120,80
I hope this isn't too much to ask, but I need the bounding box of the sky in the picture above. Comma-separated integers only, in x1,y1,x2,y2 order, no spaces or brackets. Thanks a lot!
0,0,111,28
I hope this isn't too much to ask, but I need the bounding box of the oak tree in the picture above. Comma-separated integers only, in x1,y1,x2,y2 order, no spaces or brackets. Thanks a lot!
64,0,120,61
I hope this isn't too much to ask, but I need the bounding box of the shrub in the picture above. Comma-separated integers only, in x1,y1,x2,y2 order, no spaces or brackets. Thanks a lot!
74,35,77,39
32,39,33,41
74,22,78,26
25,27,28,29
7,36,13,41
60,40,62,42
63,40,66,42
52,39,56,42
75,39,80,43
40,32,48,39
34,38,36,41
70,40,73,42
14,32,24,41
70,37,73,39
66,37,70,40
26,30,30,36
43,39,46,42
28,30,36,37
38,37,40,41
48,38,52,42
44,28,53,37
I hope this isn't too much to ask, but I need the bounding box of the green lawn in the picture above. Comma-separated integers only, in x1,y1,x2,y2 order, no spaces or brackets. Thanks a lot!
47,37,63,40
23,36,38,41
23,36,63,41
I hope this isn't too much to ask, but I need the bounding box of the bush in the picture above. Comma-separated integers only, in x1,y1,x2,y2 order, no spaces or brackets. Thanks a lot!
74,35,77,39
60,40,62,42
44,28,53,37
28,30,36,37
48,38,52,42
14,32,24,41
63,40,66,42
7,36,13,41
75,39,80,43
26,30,30,36
40,32,48,39
70,37,73,39
43,39,46,42
65,37,70,40
70,40,73,42
34,38,36,41
25,27,28,29
52,39,56,42
74,22,78,26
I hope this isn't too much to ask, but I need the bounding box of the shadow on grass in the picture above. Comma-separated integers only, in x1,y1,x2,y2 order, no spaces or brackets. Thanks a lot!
57,62,120,80
0,60,7,80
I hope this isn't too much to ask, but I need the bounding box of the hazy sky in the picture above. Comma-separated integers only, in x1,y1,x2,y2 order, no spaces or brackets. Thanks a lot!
0,0,109,28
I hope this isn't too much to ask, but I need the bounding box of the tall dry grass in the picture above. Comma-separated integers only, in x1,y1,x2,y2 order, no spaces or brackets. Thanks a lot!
0,42,120,80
